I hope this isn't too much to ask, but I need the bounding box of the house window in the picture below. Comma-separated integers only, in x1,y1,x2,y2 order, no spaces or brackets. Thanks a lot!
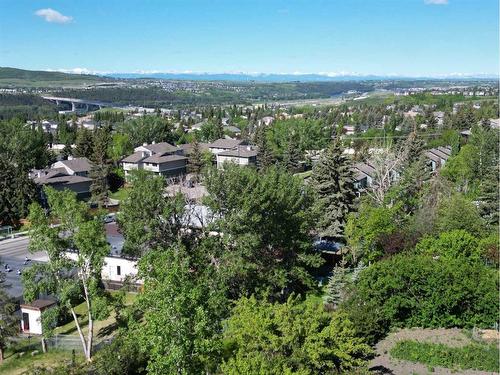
117,266,121,276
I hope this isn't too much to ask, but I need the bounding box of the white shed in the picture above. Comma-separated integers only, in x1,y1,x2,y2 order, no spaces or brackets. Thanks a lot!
20,299,57,335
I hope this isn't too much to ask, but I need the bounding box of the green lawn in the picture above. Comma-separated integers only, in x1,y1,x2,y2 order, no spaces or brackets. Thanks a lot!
109,187,130,201
390,340,499,373
294,170,312,180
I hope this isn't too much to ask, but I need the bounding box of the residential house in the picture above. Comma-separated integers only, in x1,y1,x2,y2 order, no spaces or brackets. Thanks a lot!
52,157,93,177
208,138,248,154
121,142,187,179
433,111,445,126
425,146,452,171
31,157,93,200
216,145,258,168
352,162,376,191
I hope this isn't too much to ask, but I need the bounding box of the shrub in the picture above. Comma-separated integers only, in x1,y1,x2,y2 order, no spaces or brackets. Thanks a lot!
390,340,499,372
344,254,498,339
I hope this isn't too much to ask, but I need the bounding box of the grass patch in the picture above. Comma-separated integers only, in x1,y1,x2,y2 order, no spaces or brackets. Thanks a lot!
390,340,499,372
294,170,312,180
0,345,81,375
109,187,130,201
54,292,137,339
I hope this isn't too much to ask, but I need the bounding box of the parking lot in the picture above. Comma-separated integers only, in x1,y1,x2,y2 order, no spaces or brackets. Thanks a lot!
0,223,123,299
0,237,48,299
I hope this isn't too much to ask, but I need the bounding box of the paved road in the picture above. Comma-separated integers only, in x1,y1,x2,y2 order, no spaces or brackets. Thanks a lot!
0,237,48,299
0,223,123,298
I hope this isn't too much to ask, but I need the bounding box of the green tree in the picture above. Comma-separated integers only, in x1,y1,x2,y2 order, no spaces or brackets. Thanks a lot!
90,129,110,207
254,125,275,170
282,133,302,173
436,194,485,237
222,295,372,374
23,188,111,361
327,261,349,308
0,156,36,227
136,244,224,374
345,253,498,333
73,128,94,158
416,230,482,263
188,138,203,178
477,166,499,226
345,200,402,264
311,142,356,241
0,283,18,363
441,144,476,193
118,170,185,256
203,165,322,299
108,133,133,163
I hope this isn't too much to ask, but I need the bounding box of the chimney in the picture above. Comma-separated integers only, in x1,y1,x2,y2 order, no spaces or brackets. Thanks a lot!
143,142,148,147
152,141,156,144
68,155,74,160
247,146,252,151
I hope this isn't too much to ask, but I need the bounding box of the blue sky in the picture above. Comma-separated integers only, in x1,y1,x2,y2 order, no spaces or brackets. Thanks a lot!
1,0,498,76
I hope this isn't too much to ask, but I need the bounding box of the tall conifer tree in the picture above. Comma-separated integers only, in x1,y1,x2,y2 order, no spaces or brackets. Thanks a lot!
311,141,355,241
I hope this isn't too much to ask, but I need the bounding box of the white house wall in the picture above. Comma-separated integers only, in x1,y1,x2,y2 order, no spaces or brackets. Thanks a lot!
21,308,43,335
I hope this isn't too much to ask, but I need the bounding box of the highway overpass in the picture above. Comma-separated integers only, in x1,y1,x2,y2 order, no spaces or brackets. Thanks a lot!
42,96,113,112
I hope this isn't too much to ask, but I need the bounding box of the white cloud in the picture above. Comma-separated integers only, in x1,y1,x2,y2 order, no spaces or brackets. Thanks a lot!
35,8,73,24
424,0,449,5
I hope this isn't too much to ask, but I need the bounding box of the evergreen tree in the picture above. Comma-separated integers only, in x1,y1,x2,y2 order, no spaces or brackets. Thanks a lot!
61,140,73,160
0,157,36,227
215,117,224,139
327,259,349,308
90,129,110,207
74,128,94,158
282,134,302,173
254,126,274,170
311,141,355,241
188,138,203,179
478,166,499,226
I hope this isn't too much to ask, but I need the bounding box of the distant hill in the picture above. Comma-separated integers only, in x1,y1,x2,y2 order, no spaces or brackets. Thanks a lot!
0,67,113,88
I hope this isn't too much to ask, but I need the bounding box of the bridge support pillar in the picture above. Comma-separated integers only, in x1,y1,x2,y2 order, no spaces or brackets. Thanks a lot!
71,102,76,112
